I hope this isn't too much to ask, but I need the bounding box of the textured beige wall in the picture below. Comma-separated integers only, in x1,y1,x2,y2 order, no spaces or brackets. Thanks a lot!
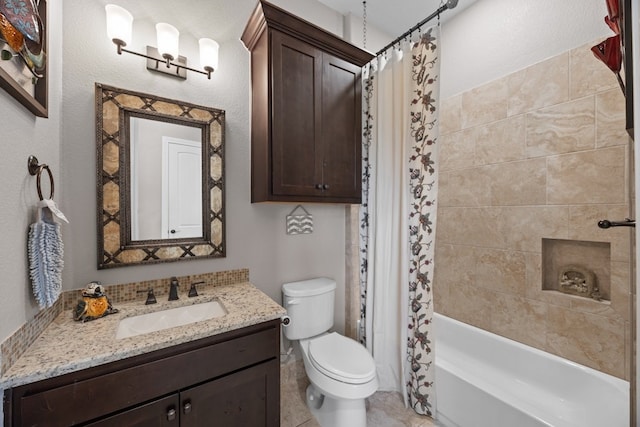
434,40,632,380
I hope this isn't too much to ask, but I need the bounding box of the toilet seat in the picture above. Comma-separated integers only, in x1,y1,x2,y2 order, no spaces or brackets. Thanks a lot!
308,333,376,384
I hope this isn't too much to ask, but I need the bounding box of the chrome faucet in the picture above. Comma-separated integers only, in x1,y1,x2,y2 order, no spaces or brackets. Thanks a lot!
169,277,180,301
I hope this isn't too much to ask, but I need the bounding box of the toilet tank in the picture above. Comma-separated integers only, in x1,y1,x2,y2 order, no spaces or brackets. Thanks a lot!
282,277,336,340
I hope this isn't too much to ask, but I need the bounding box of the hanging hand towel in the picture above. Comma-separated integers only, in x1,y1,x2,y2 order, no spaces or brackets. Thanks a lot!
28,200,65,309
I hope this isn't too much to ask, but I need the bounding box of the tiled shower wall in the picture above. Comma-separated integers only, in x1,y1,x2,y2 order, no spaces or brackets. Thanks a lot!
434,39,632,380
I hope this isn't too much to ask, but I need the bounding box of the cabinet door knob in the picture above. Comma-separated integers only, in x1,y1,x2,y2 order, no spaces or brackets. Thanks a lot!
167,408,177,421
322,184,330,190
315,184,322,190
183,402,192,414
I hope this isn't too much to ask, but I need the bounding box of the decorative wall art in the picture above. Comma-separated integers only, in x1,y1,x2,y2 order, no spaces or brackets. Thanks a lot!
0,0,48,117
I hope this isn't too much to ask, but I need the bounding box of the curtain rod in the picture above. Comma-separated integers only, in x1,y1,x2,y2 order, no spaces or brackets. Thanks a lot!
375,0,459,56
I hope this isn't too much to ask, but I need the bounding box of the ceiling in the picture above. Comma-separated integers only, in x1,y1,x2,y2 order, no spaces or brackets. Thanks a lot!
317,0,477,38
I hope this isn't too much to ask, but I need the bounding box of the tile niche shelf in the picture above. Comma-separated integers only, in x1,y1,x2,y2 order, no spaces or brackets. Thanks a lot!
542,238,611,302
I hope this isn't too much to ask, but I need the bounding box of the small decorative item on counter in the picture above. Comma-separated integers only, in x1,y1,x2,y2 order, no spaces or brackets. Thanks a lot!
73,282,119,322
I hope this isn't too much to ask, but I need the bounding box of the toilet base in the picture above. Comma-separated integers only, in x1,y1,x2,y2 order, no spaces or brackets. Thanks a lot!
306,384,367,427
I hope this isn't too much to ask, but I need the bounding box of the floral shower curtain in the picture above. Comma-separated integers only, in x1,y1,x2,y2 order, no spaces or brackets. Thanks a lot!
359,26,440,416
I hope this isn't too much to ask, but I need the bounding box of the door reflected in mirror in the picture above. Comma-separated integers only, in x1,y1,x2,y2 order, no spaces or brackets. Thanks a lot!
130,117,203,241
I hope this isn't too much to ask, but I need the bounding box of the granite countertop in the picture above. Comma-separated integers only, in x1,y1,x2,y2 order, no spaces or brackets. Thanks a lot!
0,281,286,389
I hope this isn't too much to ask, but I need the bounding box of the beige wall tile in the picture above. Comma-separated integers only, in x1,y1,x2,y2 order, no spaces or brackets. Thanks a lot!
568,204,631,262
440,94,462,135
501,206,570,252
437,207,507,249
438,172,452,208
475,248,526,296
440,167,493,207
570,40,619,99
610,261,631,322
434,243,476,289
439,130,476,172
435,40,630,379
488,158,547,206
568,297,616,319
433,277,450,317
461,79,508,129
525,97,595,158
547,147,626,205
596,88,630,148
475,115,526,165
545,306,625,379
507,53,569,116
491,293,548,349
447,283,494,331
524,252,572,308
433,240,454,317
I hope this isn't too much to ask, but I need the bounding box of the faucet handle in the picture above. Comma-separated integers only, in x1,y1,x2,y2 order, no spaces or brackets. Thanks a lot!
188,281,205,298
137,289,157,305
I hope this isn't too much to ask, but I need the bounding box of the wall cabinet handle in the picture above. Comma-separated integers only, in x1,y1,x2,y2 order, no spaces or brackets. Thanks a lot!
183,401,192,414
167,408,177,421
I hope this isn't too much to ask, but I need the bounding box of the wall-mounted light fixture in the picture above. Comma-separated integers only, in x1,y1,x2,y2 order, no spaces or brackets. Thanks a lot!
105,4,219,80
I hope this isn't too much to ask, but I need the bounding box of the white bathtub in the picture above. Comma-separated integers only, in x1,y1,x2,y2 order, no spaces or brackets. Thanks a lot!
434,313,629,427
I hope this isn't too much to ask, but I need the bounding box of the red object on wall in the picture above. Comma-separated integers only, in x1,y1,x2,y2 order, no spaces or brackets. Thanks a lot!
591,35,622,73
591,0,624,93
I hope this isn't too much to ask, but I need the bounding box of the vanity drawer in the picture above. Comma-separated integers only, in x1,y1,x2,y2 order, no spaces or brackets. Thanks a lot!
7,319,280,426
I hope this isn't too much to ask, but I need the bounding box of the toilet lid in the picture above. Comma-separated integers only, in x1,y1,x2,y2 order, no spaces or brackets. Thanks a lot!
308,333,376,384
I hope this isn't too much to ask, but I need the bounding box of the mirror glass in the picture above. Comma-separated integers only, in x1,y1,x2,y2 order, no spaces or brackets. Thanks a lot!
96,83,225,269
129,117,203,241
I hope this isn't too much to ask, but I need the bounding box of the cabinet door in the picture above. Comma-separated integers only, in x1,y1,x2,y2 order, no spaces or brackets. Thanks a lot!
180,359,279,427
85,394,180,427
271,30,324,197
321,53,363,201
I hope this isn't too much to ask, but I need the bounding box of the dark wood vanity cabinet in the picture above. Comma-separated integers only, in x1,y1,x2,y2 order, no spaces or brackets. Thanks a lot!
3,319,280,427
242,0,373,203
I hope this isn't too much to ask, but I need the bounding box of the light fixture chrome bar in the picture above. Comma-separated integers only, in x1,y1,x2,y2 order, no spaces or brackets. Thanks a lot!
145,46,187,79
114,42,214,80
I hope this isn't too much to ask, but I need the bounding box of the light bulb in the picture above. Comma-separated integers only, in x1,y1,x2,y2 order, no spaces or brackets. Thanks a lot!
198,38,219,72
156,23,179,61
105,4,133,47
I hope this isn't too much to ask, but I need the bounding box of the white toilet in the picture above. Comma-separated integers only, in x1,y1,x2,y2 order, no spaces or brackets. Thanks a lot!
282,278,378,427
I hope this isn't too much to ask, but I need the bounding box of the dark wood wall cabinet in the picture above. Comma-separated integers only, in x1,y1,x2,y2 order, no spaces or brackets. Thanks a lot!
242,0,373,204
3,319,280,427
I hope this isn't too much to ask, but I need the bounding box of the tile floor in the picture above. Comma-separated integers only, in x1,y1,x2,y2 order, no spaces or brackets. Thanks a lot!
281,358,436,427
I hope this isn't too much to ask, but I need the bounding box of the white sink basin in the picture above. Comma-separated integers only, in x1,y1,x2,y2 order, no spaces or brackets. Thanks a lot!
115,300,227,339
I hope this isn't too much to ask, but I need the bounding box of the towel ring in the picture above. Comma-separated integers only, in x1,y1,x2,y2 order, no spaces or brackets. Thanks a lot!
28,155,55,200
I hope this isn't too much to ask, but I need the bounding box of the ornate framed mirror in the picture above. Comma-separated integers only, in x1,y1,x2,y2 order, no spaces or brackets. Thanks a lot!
95,83,225,269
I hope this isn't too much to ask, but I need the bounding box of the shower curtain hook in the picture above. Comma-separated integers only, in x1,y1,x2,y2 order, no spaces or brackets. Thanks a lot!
437,0,444,24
